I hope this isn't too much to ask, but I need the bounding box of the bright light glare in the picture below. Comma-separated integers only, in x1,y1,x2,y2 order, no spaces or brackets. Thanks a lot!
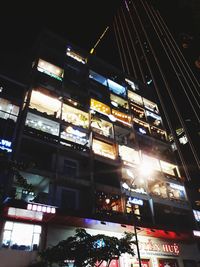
139,161,153,177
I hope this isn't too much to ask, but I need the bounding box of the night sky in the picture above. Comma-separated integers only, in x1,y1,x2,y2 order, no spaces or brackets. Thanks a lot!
0,0,199,82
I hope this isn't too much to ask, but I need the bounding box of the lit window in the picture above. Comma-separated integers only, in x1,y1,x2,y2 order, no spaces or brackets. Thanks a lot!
107,79,126,97
30,89,61,117
160,160,180,177
0,98,19,121
119,145,140,165
90,99,111,116
60,125,88,146
143,98,159,113
37,59,63,80
2,221,41,251
112,109,132,126
91,116,114,138
62,104,89,128
110,94,129,110
128,91,143,106
89,70,107,86
125,78,139,91
66,47,86,64
92,139,116,159
25,112,60,136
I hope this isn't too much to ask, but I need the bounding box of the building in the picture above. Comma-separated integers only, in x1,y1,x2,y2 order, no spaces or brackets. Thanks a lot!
112,0,200,209
0,30,199,267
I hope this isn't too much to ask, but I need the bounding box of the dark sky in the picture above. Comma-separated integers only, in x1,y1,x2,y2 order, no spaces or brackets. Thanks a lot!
0,0,199,82
0,1,122,81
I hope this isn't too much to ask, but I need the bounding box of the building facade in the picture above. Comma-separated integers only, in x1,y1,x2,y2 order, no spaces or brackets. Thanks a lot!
0,30,199,267
112,0,200,208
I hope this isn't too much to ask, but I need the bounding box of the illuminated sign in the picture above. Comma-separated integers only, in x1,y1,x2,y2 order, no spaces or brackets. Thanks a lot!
128,197,143,206
0,139,12,152
139,128,146,134
139,239,180,255
27,203,56,214
193,230,200,237
169,183,184,191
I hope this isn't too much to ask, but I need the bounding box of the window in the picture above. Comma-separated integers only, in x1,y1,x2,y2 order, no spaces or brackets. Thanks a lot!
61,125,88,146
167,183,186,201
130,103,145,120
128,91,143,106
143,98,159,113
92,139,116,159
89,70,107,86
160,160,180,177
62,103,89,128
90,99,111,116
110,94,129,110
66,47,86,64
63,159,78,178
133,118,150,135
112,109,132,126
107,79,126,97
0,98,19,121
146,110,162,127
25,112,59,136
30,88,61,117
119,145,140,165
91,116,114,138
37,58,63,80
2,221,41,251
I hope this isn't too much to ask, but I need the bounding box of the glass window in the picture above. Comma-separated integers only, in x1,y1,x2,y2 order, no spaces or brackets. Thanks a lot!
62,103,89,128
25,112,59,136
66,47,86,64
0,98,19,121
141,154,161,172
91,116,114,138
128,91,143,106
30,89,61,117
92,139,116,160
95,191,122,213
148,180,168,199
62,159,78,178
160,160,180,177
167,183,186,201
143,98,159,113
110,94,129,110
121,167,147,195
89,70,107,86
130,103,146,120
119,145,140,165
146,110,163,127
150,126,167,141
125,78,139,91
60,125,88,146
112,109,132,126
90,99,111,116
37,59,63,80
133,118,150,135
107,79,126,97
2,221,41,251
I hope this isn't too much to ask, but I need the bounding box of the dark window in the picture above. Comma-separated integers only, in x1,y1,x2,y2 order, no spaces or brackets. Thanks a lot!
63,159,78,178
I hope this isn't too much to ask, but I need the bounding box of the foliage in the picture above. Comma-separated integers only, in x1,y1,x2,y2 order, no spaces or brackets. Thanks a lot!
40,228,136,267
0,150,35,203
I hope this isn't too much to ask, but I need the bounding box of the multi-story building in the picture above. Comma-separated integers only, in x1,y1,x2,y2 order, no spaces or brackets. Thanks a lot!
0,30,199,267
112,0,200,209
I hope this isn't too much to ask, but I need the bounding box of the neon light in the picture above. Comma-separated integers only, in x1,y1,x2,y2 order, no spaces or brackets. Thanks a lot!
27,203,56,214
139,239,180,255
0,139,12,152
193,230,200,237
128,197,143,206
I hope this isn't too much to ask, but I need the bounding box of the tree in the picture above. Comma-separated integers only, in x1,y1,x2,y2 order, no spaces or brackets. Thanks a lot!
39,228,136,267
0,150,35,212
